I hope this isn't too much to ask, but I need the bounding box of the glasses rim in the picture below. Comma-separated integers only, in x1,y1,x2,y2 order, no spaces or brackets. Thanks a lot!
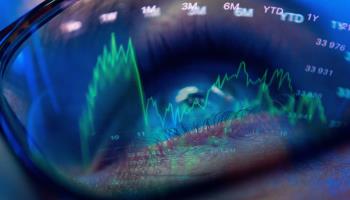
0,0,102,199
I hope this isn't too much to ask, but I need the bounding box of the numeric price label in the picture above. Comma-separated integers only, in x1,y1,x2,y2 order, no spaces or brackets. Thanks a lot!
337,87,350,99
315,38,346,52
305,65,334,77
332,20,350,32
345,52,350,62
296,90,323,99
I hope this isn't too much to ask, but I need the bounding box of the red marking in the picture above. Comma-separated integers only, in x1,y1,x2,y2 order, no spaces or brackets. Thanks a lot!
93,113,284,172
157,144,165,157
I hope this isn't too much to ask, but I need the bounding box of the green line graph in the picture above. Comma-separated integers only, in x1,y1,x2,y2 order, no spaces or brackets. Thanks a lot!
144,61,294,127
79,33,327,164
79,33,147,165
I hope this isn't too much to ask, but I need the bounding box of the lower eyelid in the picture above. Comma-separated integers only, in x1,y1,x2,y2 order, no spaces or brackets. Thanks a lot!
83,112,293,193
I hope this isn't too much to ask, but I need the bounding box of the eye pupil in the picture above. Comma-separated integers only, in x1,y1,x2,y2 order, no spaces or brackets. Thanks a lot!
185,93,205,106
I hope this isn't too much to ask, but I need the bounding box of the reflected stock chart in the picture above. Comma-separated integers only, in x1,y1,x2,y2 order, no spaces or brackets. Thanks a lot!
2,0,350,198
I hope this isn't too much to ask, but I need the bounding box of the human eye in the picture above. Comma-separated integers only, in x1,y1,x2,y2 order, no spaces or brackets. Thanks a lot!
1,0,350,199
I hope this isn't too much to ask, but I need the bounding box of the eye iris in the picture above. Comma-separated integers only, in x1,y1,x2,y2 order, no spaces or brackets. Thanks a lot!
181,90,205,107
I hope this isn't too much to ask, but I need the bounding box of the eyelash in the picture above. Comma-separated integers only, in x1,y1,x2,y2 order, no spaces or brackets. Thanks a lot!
163,108,254,139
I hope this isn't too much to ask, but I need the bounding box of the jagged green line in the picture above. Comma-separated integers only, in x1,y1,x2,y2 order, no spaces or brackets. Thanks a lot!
144,61,294,127
79,33,148,165
79,33,327,165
